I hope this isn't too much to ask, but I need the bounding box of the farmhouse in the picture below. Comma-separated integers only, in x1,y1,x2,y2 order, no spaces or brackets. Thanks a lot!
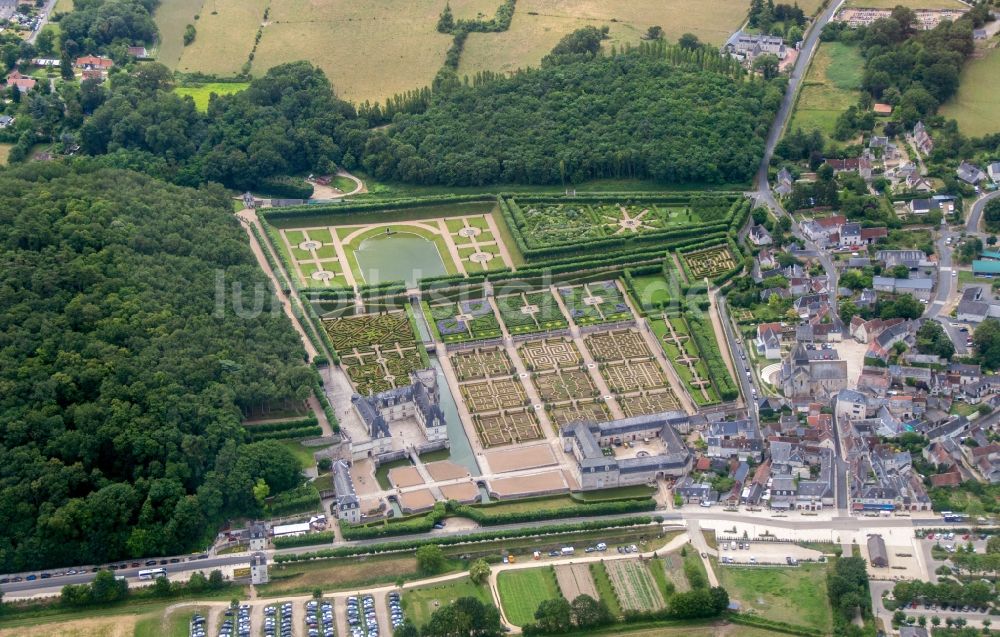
562,412,692,490
723,32,788,63
349,368,447,460
988,162,1000,183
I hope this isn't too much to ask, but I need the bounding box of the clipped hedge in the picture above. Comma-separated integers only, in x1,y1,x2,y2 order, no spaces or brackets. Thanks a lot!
273,531,335,549
340,502,447,540
261,194,494,220
257,176,314,199
276,516,656,563
450,497,656,525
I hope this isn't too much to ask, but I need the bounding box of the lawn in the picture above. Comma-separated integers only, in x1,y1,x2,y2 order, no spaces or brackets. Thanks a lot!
717,563,832,633
940,46,1000,137
790,41,863,138
403,579,492,628
458,0,750,78
631,274,675,308
275,440,317,470
497,568,561,626
173,0,269,76
260,554,424,595
589,562,623,618
174,83,250,111
134,605,211,637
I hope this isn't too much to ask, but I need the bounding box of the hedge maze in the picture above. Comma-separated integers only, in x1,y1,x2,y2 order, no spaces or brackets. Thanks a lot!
495,290,568,336
558,281,632,326
324,313,424,395
681,244,738,279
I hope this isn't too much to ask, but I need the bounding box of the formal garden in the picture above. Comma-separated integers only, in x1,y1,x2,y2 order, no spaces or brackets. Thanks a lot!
428,298,503,343
649,317,720,405
557,281,633,326
323,312,425,394
494,290,569,335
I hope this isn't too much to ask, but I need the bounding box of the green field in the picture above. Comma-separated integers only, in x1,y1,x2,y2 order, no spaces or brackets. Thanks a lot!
940,46,1000,137
717,563,832,633
173,0,268,76
174,83,250,111
153,0,203,68
135,605,211,637
497,567,561,626
631,274,675,307
589,562,623,618
790,42,863,138
403,579,493,628
275,440,317,470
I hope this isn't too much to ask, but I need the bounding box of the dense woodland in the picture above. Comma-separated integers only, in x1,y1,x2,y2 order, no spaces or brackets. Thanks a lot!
0,163,311,570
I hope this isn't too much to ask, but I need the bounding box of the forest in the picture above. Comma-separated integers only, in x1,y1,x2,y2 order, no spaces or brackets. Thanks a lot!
0,163,313,570
3,27,779,190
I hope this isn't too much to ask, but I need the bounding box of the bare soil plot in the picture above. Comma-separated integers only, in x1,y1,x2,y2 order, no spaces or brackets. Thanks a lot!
489,471,567,497
605,559,666,612
555,563,599,601
484,443,557,473
458,0,750,78
440,482,479,502
388,465,425,488
174,0,269,75
398,488,436,512
425,460,470,481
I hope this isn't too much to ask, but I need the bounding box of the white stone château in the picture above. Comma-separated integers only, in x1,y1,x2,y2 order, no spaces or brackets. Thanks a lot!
349,369,447,460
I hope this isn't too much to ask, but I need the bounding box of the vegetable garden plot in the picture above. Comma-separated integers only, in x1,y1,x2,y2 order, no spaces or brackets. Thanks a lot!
429,298,502,343
495,290,569,335
605,559,666,612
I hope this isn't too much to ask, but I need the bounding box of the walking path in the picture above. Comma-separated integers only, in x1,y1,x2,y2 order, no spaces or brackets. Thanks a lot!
409,449,445,500
687,520,720,588
706,288,739,399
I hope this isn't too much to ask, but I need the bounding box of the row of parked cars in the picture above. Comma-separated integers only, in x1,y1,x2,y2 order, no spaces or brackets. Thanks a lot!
388,591,405,630
305,599,335,637
264,601,293,637
219,604,250,637
189,613,206,637
0,554,207,584
347,594,378,637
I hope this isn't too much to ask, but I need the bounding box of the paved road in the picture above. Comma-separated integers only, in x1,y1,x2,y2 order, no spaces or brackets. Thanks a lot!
715,293,759,429
965,190,1000,236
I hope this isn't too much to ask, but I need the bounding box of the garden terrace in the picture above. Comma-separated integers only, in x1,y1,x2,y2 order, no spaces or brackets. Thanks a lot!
518,337,609,427
557,281,633,326
323,312,424,394
650,316,720,405
499,194,742,262
494,289,569,335
680,244,739,280
449,347,513,381
427,298,503,343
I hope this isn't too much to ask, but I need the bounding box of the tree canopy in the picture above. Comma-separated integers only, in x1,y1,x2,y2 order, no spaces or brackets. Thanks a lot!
0,162,312,570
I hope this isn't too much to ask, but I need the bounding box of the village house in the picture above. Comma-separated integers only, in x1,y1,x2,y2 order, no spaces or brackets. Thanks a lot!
775,167,794,196
912,121,933,156
909,197,955,216
749,224,773,246
5,71,36,94
957,161,987,186
332,460,361,523
802,215,846,244
987,162,1000,183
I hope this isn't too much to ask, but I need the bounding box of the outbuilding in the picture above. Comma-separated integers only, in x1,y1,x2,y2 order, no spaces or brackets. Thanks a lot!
867,534,888,567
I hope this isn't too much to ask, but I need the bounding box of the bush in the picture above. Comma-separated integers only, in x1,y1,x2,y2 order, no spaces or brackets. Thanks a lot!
257,176,314,199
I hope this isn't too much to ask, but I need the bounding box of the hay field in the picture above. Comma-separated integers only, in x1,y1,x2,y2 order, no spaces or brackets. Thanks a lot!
940,45,1000,137
789,41,862,137
457,0,750,77
154,0,204,68
251,0,452,103
173,0,269,75
0,616,138,637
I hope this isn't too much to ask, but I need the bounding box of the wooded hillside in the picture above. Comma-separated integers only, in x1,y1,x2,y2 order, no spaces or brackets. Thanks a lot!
0,163,310,570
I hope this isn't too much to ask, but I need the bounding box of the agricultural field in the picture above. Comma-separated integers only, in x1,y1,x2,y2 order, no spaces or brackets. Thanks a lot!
458,0,751,78
172,0,269,76
273,210,512,288
403,579,493,628
323,312,424,394
557,281,633,326
789,41,863,138
494,290,569,336
152,0,201,68
604,559,666,612
174,82,250,111
680,244,737,279
428,299,502,343
717,563,833,634
555,563,599,601
940,45,1000,137
497,567,562,626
